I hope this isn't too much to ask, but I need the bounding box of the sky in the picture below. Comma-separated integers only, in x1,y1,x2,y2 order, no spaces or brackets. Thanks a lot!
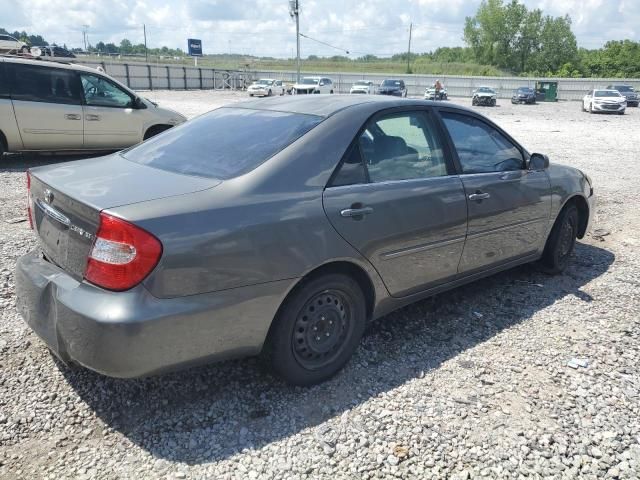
0,0,638,57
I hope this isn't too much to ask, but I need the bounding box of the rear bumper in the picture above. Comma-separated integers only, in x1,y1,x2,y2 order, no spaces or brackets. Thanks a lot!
15,250,292,378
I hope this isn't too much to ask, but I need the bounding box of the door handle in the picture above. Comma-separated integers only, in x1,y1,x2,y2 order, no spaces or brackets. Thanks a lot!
468,192,491,201
340,207,374,218
64,113,81,120
85,114,100,121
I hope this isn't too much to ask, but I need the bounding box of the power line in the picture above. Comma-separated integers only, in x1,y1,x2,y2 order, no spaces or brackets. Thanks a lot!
299,33,349,54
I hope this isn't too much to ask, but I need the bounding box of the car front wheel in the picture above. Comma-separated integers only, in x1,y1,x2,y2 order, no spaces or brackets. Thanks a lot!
539,203,579,274
264,273,366,386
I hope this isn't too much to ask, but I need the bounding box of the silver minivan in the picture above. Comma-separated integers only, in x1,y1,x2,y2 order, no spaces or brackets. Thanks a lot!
0,56,186,155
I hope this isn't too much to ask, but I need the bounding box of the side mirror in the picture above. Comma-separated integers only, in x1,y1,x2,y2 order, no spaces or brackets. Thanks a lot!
529,153,549,171
133,97,147,109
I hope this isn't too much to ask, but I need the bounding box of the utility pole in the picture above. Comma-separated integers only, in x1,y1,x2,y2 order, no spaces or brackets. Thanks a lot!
82,25,89,51
406,22,412,74
143,24,148,61
289,0,300,82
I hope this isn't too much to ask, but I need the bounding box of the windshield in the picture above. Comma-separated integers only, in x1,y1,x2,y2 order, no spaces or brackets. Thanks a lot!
382,80,401,87
301,78,319,85
123,108,323,180
517,87,533,93
477,87,495,93
255,79,272,85
614,85,634,92
595,90,622,97
354,81,368,86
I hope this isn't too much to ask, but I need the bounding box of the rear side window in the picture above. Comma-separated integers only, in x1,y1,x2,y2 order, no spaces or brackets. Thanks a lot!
441,112,523,174
11,64,81,105
123,108,323,180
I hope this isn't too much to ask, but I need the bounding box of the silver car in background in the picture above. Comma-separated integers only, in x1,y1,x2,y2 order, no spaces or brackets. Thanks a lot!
16,95,595,386
350,80,375,94
0,56,186,154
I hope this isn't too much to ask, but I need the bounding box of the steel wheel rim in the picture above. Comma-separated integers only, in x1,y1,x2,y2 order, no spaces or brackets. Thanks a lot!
559,216,576,259
292,289,352,370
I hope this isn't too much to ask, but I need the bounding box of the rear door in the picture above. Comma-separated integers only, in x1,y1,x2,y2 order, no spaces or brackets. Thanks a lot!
10,63,84,150
439,110,551,273
79,72,143,149
323,108,467,297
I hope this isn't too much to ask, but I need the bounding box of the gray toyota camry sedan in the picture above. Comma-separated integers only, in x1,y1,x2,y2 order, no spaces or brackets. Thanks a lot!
16,95,595,385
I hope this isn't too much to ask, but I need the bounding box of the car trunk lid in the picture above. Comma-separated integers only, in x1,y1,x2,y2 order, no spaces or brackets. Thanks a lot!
29,154,218,280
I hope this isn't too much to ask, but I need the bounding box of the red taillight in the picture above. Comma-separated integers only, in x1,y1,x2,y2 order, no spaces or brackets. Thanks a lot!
84,212,162,291
26,171,34,229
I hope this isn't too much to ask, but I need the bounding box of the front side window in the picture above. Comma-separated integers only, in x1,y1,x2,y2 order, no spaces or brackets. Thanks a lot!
123,108,323,180
441,112,523,174
80,73,133,108
11,64,81,105
359,111,448,183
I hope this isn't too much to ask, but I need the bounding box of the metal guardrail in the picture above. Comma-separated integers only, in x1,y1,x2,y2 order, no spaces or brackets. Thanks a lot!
77,60,640,101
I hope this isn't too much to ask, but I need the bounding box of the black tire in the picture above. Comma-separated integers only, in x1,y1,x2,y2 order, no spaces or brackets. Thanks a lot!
249,93,253,97
263,273,367,386
589,103,594,114
619,109,625,115
143,125,172,140
268,89,272,96
20,45,29,54
472,98,478,106
539,204,579,274
330,90,334,94
491,98,496,106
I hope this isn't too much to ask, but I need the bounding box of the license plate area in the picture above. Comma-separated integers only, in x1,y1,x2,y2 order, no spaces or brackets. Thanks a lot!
34,199,70,266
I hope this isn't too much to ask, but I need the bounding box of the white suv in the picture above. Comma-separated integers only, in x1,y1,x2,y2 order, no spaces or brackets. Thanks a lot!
0,34,27,54
292,77,334,94
0,56,187,155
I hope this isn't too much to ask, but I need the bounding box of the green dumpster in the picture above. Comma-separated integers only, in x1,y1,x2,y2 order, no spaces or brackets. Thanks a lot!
535,81,558,102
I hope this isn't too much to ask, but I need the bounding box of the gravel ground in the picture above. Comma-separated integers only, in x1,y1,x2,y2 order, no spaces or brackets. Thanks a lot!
1,92,639,479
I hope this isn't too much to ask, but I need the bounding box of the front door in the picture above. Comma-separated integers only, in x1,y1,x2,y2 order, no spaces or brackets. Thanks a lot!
79,72,143,149
439,111,551,273
323,109,467,297
9,63,83,150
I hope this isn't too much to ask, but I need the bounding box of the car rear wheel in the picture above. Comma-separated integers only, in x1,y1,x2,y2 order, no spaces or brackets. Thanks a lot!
264,273,366,386
589,103,594,114
539,204,579,275
268,89,272,96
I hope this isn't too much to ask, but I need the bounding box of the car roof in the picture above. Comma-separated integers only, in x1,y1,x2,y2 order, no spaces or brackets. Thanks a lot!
593,89,621,93
0,55,100,74
231,94,471,117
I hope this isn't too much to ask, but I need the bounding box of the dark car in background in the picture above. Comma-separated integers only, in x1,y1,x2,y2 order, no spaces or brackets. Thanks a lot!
32,44,76,58
16,95,594,386
378,79,407,97
511,87,536,104
606,84,638,107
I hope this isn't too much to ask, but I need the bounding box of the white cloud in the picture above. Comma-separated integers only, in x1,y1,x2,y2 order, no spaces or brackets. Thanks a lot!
1,0,638,56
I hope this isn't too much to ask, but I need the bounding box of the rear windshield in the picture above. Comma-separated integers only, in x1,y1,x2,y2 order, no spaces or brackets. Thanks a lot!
614,85,633,92
123,108,323,179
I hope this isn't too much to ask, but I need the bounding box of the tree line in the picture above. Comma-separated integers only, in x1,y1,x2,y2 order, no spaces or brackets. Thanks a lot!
3,9,639,79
